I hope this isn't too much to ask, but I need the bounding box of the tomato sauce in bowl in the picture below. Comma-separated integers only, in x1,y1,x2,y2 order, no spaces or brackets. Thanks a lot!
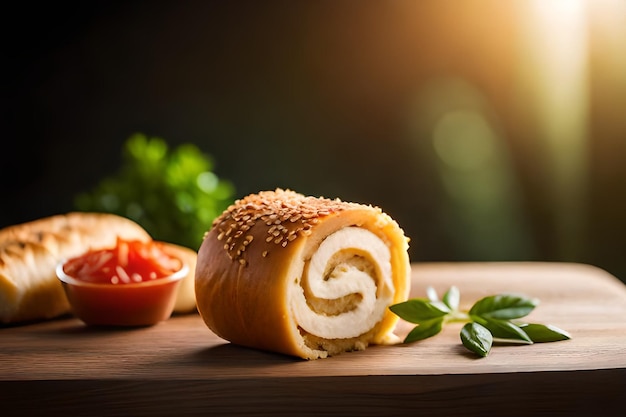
57,238,188,326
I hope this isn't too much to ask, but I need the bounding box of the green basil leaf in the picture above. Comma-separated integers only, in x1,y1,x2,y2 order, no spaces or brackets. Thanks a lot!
518,323,572,342
460,322,493,357
476,318,533,344
443,286,460,311
469,293,539,320
389,299,450,324
404,318,444,343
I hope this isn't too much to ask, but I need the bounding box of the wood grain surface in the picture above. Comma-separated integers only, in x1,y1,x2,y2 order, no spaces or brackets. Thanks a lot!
1,262,625,416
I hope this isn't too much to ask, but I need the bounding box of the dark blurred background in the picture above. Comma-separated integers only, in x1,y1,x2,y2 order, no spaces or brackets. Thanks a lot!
2,1,625,282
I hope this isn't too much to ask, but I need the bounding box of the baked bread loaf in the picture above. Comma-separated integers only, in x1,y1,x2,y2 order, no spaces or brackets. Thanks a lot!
195,189,411,359
161,242,198,314
1,213,200,324
0,212,153,324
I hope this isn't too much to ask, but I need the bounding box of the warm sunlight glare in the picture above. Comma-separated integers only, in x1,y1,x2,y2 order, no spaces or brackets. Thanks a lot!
523,0,589,260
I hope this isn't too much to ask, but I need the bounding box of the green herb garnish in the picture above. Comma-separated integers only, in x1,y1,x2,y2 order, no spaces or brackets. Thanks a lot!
75,133,235,250
389,286,571,357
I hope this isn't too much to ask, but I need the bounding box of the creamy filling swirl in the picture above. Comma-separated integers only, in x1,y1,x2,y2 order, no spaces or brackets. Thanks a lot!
291,227,394,340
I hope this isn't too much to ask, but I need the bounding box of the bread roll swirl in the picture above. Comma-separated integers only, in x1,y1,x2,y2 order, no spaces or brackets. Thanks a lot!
195,189,411,359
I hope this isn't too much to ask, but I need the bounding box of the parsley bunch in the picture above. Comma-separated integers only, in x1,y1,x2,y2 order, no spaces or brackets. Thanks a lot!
75,133,235,250
389,286,571,357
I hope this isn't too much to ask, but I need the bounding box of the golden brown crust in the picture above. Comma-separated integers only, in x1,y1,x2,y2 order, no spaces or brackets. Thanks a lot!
195,189,411,359
159,242,198,314
0,212,151,324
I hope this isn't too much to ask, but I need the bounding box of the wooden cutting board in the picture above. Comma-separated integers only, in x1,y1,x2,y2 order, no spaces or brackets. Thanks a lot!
1,262,625,416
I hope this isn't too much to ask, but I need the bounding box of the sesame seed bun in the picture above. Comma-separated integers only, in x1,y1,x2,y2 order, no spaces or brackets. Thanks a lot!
195,189,411,359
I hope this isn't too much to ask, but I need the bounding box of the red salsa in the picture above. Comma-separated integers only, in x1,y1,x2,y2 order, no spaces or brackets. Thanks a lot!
63,238,182,284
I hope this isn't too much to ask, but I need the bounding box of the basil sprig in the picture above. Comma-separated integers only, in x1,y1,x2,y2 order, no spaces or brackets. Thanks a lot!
389,286,571,357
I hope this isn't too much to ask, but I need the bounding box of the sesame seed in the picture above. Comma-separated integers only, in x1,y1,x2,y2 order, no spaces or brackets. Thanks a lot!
205,188,391,264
